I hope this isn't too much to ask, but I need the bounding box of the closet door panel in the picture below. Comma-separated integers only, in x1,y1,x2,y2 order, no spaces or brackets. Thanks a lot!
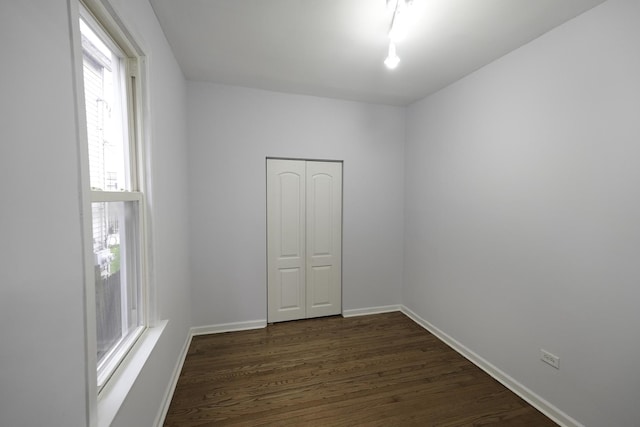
306,161,342,318
267,159,306,322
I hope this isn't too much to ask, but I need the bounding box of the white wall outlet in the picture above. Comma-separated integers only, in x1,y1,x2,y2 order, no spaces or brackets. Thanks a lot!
541,349,560,369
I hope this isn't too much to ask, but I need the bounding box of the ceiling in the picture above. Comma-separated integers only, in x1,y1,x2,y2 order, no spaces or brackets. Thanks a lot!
149,0,606,106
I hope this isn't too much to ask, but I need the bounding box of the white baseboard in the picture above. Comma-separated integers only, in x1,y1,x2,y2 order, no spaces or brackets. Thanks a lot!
190,319,267,336
154,331,192,427
400,305,583,427
342,304,402,317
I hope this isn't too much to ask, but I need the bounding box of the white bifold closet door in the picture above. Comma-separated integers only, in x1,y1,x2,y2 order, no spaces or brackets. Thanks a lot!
267,159,342,323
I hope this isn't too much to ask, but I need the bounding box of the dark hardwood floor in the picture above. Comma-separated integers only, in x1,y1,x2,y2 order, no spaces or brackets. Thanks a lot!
164,312,556,426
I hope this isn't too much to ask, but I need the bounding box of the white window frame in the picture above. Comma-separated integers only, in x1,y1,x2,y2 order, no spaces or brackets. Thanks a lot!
69,1,158,425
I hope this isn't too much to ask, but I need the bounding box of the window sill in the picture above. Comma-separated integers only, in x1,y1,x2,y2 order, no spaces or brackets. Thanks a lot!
97,319,168,427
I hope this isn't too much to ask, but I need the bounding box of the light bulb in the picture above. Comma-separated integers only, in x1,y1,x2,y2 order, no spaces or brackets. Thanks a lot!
384,43,400,69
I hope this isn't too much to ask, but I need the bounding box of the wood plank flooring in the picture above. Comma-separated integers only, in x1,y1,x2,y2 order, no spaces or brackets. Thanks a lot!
164,312,556,426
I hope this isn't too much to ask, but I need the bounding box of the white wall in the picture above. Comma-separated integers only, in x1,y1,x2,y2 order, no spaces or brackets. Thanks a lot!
404,0,640,425
187,83,405,326
0,2,88,426
0,1,191,426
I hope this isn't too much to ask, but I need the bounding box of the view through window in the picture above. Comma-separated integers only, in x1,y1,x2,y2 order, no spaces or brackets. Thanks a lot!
79,9,146,389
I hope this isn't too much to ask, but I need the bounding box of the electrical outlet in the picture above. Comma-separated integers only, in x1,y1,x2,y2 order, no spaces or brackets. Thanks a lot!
541,349,560,369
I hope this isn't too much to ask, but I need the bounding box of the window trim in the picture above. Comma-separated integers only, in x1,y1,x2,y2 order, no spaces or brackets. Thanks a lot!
90,191,144,203
96,324,145,387
69,0,156,425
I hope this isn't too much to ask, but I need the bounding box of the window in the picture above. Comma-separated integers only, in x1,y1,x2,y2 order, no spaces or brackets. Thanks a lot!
78,4,147,391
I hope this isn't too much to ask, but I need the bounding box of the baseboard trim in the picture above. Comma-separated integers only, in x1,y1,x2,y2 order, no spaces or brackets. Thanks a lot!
342,305,402,317
400,305,583,427
190,319,267,336
154,331,192,427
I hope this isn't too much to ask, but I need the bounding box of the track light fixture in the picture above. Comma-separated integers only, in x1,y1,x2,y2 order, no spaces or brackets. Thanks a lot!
384,0,414,69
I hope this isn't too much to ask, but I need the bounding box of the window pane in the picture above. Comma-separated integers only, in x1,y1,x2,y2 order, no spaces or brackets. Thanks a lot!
92,201,142,370
80,18,130,191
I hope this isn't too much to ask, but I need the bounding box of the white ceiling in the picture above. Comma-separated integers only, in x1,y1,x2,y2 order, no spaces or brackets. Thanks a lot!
149,0,606,106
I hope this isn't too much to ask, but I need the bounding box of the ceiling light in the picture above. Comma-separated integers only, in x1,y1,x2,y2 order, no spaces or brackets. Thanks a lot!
383,0,413,70
384,43,400,69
